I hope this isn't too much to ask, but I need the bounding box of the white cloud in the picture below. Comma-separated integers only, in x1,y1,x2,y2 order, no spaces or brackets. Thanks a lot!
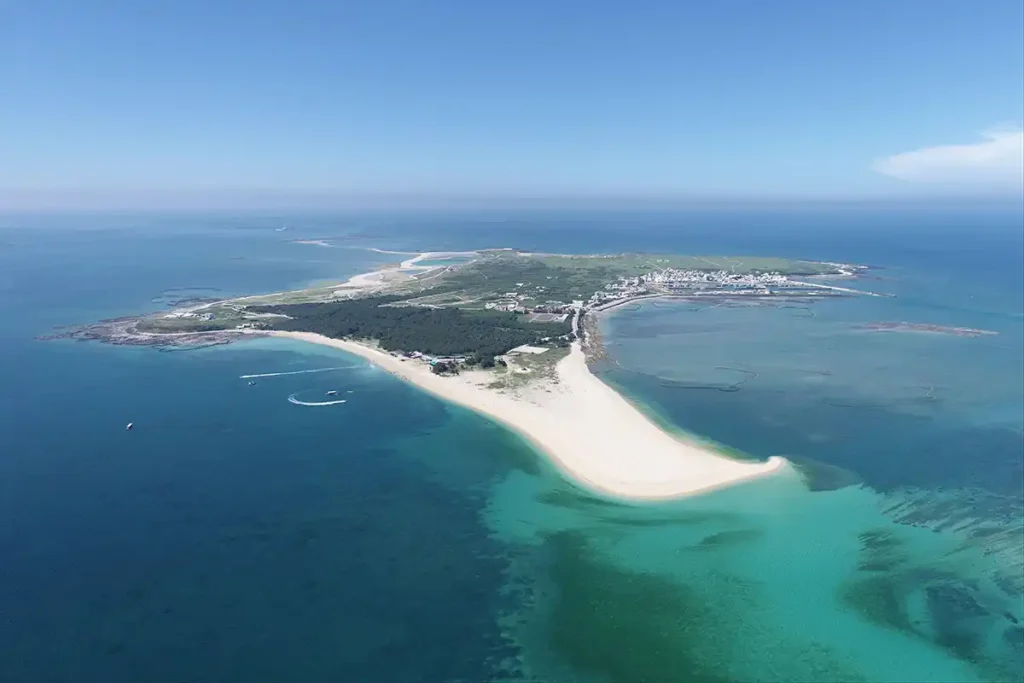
873,126,1023,188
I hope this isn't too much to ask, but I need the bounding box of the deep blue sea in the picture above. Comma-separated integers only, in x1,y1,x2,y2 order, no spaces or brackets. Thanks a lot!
1,209,1021,682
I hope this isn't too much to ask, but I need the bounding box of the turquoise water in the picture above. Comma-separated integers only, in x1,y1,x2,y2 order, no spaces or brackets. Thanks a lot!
583,226,1023,681
1,210,1021,681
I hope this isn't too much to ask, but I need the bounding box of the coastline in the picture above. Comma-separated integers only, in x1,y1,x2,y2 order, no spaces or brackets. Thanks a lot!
271,330,788,501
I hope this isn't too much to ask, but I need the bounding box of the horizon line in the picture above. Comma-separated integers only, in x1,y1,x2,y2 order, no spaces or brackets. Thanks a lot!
1,188,1022,212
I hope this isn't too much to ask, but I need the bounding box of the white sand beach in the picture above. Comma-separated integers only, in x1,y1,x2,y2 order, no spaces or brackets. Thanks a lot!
400,250,479,269
328,251,480,296
331,269,388,294
273,330,788,500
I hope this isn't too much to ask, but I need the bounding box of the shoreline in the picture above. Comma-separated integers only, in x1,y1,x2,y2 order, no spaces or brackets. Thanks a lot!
270,330,788,501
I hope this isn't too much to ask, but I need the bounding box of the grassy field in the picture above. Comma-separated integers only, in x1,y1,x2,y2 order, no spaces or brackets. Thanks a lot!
137,250,846,335
534,253,839,276
427,252,843,309
437,255,614,303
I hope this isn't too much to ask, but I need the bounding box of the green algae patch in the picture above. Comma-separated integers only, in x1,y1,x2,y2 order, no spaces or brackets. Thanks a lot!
540,531,864,683
545,532,732,683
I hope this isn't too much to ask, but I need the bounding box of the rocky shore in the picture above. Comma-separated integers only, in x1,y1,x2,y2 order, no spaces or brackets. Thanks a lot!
38,316,262,350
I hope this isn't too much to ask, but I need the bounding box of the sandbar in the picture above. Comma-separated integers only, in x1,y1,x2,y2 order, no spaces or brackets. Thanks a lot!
400,250,479,269
272,330,788,500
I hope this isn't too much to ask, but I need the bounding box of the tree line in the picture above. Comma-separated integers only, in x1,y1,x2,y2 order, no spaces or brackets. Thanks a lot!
249,296,571,366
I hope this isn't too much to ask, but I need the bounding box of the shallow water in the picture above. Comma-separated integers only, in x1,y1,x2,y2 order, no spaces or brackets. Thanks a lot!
571,246,1023,680
1,210,1021,681
486,467,1016,682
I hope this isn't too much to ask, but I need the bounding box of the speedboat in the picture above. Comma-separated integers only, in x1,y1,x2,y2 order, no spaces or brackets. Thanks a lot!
326,390,338,396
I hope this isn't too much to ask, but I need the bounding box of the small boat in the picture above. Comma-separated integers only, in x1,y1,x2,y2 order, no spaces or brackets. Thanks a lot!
248,380,256,386
326,390,338,396
126,422,134,431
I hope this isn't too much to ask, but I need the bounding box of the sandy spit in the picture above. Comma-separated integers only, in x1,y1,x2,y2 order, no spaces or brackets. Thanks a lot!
271,331,788,501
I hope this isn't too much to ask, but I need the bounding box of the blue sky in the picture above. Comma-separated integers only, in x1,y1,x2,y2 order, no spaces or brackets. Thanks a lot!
2,0,1022,207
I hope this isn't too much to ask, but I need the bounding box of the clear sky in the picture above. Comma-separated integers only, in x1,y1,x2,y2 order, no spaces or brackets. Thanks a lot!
2,0,1022,208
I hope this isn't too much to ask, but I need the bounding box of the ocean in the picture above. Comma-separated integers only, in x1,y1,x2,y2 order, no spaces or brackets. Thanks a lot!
1,209,1021,682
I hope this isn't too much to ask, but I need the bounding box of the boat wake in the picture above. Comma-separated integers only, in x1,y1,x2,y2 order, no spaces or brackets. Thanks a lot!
287,393,348,407
240,366,353,379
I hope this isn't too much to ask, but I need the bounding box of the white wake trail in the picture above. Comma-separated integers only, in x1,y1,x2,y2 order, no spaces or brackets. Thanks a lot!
240,366,353,379
287,394,348,407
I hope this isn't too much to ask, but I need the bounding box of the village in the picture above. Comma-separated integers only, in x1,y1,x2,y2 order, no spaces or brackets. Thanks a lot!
587,268,843,307
475,267,822,313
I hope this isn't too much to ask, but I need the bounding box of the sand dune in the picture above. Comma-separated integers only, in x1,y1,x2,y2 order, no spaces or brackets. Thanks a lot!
273,331,787,500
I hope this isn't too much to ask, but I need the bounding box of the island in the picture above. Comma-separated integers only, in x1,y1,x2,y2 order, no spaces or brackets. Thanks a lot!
46,249,877,500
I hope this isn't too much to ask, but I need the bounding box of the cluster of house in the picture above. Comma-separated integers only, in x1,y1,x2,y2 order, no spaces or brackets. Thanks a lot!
398,350,469,366
476,277,594,314
481,286,531,312
484,300,525,312
636,269,790,288
165,310,214,321
588,269,794,306
483,298,578,314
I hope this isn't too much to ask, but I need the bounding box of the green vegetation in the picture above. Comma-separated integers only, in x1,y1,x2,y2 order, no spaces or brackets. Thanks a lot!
249,295,571,363
422,251,846,311
534,253,841,276
487,345,571,391
129,250,850,343
441,256,616,304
